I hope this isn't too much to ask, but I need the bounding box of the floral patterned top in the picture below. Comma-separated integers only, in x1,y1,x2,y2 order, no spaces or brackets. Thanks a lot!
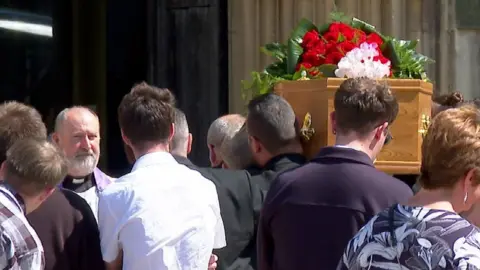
338,204,480,269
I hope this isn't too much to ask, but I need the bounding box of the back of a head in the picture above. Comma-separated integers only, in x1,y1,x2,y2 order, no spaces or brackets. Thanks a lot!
0,102,47,163
246,93,297,153
334,77,399,136
432,91,464,116
433,92,464,107
118,83,175,149
222,124,253,170
5,138,68,196
207,114,245,148
171,108,189,154
420,105,480,189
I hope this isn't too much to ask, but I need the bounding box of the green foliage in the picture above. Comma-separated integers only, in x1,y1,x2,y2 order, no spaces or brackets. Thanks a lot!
286,19,318,73
388,39,434,81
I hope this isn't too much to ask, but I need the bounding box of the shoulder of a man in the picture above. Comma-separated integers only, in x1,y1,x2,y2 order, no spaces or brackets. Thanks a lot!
59,188,98,221
0,214,44,268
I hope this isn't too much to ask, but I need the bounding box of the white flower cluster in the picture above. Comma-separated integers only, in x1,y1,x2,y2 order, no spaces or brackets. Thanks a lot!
334,42,391,79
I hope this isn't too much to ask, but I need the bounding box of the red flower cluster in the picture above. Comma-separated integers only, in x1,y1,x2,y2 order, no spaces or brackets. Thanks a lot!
297,22,390,75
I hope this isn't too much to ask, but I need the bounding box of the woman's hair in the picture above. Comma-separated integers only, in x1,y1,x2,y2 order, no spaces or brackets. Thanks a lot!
420,105,480,189
431,92,464,117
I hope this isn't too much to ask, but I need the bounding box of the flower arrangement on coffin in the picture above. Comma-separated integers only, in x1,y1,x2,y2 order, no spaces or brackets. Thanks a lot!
242,12,435,99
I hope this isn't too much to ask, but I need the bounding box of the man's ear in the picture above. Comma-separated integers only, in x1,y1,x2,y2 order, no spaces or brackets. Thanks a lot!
168,123,175,143
187,133,193,155
121,130,131,146
208,144,217,167
248,135,262,153
51,132,60,144
374,122,389,140
330,111,337,135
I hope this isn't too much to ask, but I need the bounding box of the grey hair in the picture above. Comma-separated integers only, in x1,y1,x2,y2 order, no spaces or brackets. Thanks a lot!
54,106,98,132
170,108,189,154
222,124,253,170
246,94,297,153
207,114,245,149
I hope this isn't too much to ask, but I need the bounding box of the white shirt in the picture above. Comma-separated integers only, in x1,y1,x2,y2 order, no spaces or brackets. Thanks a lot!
98,151,226,270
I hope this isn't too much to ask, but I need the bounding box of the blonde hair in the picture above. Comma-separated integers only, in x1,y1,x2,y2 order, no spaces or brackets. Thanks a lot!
420,105,480,189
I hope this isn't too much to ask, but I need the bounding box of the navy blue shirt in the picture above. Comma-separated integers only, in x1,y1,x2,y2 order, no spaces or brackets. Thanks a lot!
257,147,413,270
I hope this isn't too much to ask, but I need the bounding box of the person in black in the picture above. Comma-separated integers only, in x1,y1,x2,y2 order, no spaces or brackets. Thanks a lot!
168,108,263,270
0,101,104,270
245,94,306,192
257,77,413,270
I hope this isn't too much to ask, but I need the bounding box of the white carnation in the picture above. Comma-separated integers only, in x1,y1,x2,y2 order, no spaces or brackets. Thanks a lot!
334,42,391,79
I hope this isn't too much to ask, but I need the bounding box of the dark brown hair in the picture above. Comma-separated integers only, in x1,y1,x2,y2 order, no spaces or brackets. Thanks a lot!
334,77,399,136
5,138,68,196
431,92,464,117
432,92,464,107
118,82,176,149
0,102,47,164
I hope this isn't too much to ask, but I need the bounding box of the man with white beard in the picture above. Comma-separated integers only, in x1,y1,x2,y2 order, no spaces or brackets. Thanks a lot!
52,106,114,220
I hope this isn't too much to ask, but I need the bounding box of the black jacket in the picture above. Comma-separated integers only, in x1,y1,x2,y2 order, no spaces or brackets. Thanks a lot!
173,155,263,270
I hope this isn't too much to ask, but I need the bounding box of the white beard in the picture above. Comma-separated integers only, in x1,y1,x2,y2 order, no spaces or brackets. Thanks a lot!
69,154,97,177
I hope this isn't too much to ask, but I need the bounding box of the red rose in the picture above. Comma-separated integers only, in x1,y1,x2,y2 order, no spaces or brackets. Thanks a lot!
324,51,344,65
296,62,313,70
373,54,390,64
325,41,338,53
353,29,366,45
366,33,383,47
322,31,340,42
302,48,324,66
328,22,353,34
302,30,320,49
328,22,355,41
337,41,357,55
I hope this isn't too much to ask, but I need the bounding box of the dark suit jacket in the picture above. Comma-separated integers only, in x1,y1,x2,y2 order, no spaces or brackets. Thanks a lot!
173,155,262,270
250,153,306,195
247,153,306,268
257,147,413,270
27,188,104,270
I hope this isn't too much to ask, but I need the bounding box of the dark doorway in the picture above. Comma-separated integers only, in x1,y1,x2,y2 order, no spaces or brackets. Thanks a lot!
148,0,229,167
106,0,228,175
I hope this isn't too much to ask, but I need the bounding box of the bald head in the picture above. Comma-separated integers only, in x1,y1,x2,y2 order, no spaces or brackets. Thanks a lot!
222,124,253,170
52,107,100,177
206,114,245,167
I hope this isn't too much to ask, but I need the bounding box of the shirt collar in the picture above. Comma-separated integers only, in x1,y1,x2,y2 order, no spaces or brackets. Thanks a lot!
0,183,25,213
132,151,177,172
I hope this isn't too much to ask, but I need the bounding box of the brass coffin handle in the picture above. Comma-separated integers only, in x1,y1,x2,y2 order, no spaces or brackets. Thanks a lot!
300,112,315,142
418,114,431,139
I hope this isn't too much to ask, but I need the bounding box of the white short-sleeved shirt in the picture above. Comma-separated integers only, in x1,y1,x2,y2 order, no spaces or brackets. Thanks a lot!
98,151,226,270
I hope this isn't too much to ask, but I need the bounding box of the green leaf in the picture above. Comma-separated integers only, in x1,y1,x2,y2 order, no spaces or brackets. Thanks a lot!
290,18,319,43
265,62,287,77
286,38,303,74
241,71,287,102
382,39,401,68
261,42,288,61
318,64,337,77
330,11,352,24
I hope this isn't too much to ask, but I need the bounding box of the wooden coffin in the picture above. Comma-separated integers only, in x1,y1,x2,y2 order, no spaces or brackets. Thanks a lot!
274,78,433,175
